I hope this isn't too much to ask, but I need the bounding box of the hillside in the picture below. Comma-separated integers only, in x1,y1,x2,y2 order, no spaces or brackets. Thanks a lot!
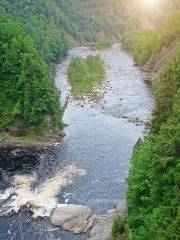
0,0,137,50
55,0,137,39
0,15,62,140
126,0,180,29
0,0,137,141
0,1,179,239
127,49,180,239
0,0,178,64
121,10,180,240
0,0,71,63
122,10,180,66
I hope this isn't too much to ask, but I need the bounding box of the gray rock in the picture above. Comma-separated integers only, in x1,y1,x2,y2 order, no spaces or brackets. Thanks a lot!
89,201,127,240
50,204,95,233
50,201,128,239
88,213,116,240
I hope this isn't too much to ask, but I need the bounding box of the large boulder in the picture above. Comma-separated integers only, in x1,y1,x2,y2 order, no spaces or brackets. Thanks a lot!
50,204,96,233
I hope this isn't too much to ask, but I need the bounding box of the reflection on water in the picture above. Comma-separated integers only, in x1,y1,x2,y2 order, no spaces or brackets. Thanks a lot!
0,44,154,240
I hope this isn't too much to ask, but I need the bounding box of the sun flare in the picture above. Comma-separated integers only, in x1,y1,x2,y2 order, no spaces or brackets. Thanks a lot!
143,0,158,8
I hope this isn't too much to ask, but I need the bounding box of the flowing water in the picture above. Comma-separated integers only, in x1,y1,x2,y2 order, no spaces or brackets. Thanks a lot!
0,44,154,240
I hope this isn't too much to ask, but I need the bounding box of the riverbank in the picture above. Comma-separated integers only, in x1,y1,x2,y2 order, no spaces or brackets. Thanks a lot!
49,201,127,239
0,131,65,150
121,12,180,239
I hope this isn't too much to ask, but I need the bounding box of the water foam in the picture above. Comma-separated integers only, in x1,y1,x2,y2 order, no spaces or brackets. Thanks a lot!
0,165,86,218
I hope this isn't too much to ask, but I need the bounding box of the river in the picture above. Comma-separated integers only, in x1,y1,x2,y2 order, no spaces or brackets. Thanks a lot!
0,44,154,240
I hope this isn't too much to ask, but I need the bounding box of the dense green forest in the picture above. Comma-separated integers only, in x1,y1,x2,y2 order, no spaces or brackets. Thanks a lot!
0,0,179,239
122,11,180,240
0,14,61,135
0,0,70,63
0,0,138,137
0,0,177,64
0,0,137,62
56,0,137,40
68,56,104,96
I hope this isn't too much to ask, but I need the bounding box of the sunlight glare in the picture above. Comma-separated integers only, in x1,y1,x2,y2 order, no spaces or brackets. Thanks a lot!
143,0,157,8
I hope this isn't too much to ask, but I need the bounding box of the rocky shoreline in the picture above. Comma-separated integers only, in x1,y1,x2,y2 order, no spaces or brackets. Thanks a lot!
50,201,127,240
0,139,127,240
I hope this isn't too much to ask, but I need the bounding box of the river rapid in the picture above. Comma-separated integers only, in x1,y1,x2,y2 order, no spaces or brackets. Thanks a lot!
0,44,154,240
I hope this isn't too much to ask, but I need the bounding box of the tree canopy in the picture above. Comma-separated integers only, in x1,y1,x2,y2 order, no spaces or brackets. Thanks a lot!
124,11,180,240
0,14,61,134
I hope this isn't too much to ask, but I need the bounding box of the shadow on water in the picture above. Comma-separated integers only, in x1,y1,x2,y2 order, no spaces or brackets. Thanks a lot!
0,148,41,190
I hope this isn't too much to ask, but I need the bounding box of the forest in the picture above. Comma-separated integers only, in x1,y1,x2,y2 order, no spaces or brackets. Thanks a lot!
122,10,180,240
0,0,137,62
0,14,61,135
0,0,179,239
127,48,180,239
0,0,137,136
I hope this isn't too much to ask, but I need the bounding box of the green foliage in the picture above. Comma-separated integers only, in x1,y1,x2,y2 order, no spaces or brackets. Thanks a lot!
0,14,62,133
0,0,137,59
112,216,125,238
122,10,180,65
0,0,70,63
152,45,180,130
0,0,137,136
68,56,104,95
127,46,180,239
0,0,178,64
92,36,112,50
54,0,136,41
